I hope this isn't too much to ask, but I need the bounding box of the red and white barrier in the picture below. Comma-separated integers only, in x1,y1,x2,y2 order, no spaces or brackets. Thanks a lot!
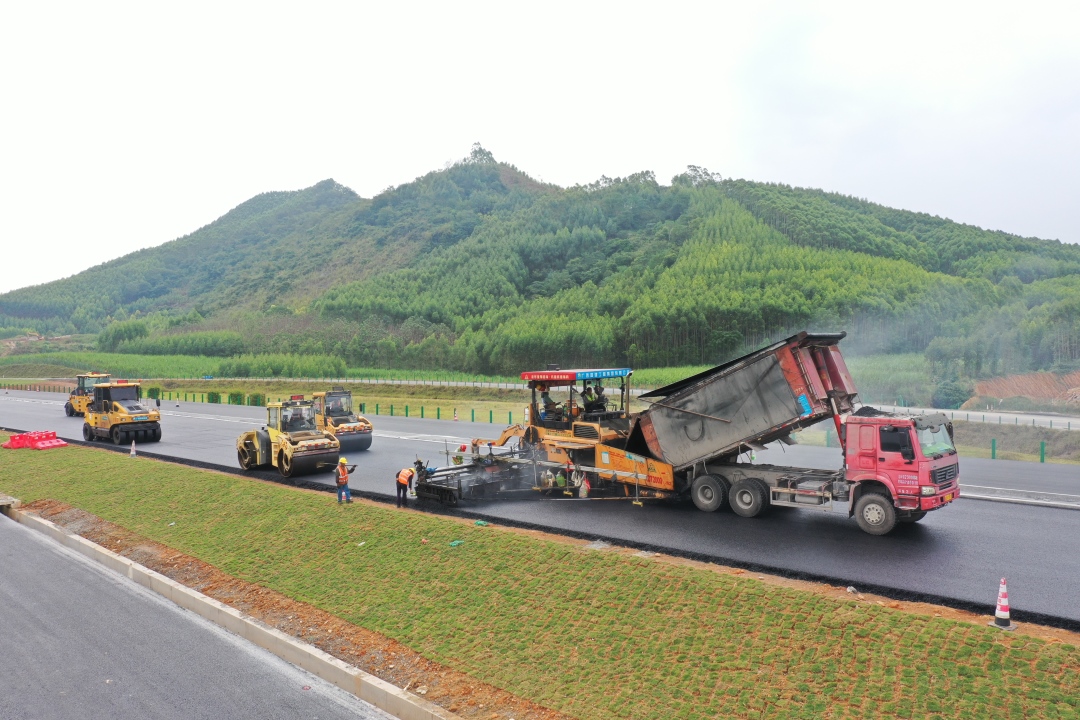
1,431,68,450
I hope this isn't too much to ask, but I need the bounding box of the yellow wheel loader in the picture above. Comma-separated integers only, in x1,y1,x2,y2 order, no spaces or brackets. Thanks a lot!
82,380,162,444
65,372,112,417
313,386,373,452
236,396,340,478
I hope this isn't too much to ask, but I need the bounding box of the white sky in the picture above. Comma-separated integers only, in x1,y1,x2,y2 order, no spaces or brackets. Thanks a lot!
2,0,1078,295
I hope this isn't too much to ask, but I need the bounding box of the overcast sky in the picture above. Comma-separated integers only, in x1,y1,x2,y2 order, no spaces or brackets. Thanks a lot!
2,0,1077,295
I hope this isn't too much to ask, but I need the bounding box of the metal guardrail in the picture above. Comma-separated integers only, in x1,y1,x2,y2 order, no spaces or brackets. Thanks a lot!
959,484,1080,510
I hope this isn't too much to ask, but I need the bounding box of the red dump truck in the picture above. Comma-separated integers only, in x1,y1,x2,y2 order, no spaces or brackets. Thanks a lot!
628,331,959,534
420,331,959,535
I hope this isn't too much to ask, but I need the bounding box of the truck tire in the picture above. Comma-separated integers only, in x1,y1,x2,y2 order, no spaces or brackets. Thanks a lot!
82,423,94,442
111,426,124,445
151,428,161,442
237,447,255,470
899,511,926,524
65,402,75,417
855,492,897,535
691,474,728,512
729,478,768,518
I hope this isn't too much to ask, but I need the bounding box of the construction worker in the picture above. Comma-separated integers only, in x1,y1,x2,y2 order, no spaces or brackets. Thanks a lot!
593,384,607,411
336,458,354,504
581,384,597,412
396,466,415,508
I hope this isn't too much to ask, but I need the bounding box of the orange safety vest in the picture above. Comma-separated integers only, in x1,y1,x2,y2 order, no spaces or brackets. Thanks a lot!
336,464,349,486
397,468,415,486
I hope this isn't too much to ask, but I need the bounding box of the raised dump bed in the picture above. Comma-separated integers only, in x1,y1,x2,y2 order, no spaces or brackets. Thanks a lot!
628,331,859,469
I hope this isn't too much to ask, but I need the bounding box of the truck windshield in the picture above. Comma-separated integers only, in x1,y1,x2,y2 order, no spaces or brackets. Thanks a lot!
81,376,109,391
282,406,316,431
110,386,140,402
325,394,353,417
917,425,955,457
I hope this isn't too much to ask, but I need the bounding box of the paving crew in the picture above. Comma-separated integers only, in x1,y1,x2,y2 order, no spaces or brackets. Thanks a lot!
336,458,355,504
395,465,415,508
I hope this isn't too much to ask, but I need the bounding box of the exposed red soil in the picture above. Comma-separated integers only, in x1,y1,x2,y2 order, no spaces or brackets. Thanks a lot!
976,370,1080,401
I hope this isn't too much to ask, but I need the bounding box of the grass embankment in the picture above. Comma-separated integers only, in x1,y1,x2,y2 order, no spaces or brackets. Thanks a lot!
0,363,84,379
796,420,1080,465
2,436,1078,720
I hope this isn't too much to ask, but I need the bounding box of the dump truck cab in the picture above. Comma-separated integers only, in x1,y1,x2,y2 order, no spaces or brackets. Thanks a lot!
82,380,162,445
842,410,959,528
313,387,373,452
66,372,112,416
236,396,339,477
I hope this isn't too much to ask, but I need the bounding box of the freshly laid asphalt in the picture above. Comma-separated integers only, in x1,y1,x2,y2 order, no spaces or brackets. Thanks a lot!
0,513,391,720
3,390,1080,627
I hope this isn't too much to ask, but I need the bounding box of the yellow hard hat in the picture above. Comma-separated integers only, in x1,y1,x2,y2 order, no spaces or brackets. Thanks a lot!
339,457,348,464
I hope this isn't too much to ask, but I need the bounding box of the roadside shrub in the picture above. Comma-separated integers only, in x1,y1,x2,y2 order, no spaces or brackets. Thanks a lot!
146,386,161,399
228,391,245,405
247,393,266,407
931,381,973,409
207,391,221,404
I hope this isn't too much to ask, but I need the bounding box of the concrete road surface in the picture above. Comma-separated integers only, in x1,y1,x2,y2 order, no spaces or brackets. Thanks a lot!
0,513,391,720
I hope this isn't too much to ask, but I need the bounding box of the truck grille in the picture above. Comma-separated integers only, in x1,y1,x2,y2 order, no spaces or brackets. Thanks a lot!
932,464,958,486
573,425,600,440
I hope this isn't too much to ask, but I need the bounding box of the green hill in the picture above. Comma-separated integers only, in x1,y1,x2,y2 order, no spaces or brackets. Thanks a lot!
2,146,1078,378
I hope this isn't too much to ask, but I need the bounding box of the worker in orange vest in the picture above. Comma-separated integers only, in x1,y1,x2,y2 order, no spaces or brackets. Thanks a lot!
337,458,355,504
396,466,415,508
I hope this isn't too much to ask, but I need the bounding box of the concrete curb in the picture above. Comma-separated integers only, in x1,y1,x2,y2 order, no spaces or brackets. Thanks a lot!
2,504,459,720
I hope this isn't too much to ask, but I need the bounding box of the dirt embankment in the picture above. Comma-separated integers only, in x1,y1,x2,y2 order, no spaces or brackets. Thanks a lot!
974,371,1080,406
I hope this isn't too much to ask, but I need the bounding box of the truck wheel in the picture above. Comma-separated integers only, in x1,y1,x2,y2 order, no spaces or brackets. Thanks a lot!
151,428,161,442
899,511,926,524
278,452,294,478
729,478,768,518
82,423,94,442
855,492,897,535
691,474,727,512
237,448,254,471
111,427,124,445
65,402,75,417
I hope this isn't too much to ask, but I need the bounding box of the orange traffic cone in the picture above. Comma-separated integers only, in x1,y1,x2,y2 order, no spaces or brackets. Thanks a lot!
129,440,137,458
989,577,1017,631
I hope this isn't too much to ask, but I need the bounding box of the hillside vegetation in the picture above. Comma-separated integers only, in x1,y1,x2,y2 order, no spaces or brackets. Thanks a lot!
3,147,1078,386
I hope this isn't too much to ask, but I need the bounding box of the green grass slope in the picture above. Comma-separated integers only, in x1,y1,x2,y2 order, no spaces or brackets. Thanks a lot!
3,439,1079,720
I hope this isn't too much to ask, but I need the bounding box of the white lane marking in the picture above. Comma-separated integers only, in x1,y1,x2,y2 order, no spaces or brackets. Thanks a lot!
0,396,64,406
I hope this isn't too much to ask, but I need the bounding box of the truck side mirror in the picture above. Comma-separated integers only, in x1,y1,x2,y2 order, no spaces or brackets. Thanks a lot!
156,399,161,407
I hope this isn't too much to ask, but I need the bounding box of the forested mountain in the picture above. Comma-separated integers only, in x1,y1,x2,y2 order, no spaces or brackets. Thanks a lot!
3,146,1078,378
